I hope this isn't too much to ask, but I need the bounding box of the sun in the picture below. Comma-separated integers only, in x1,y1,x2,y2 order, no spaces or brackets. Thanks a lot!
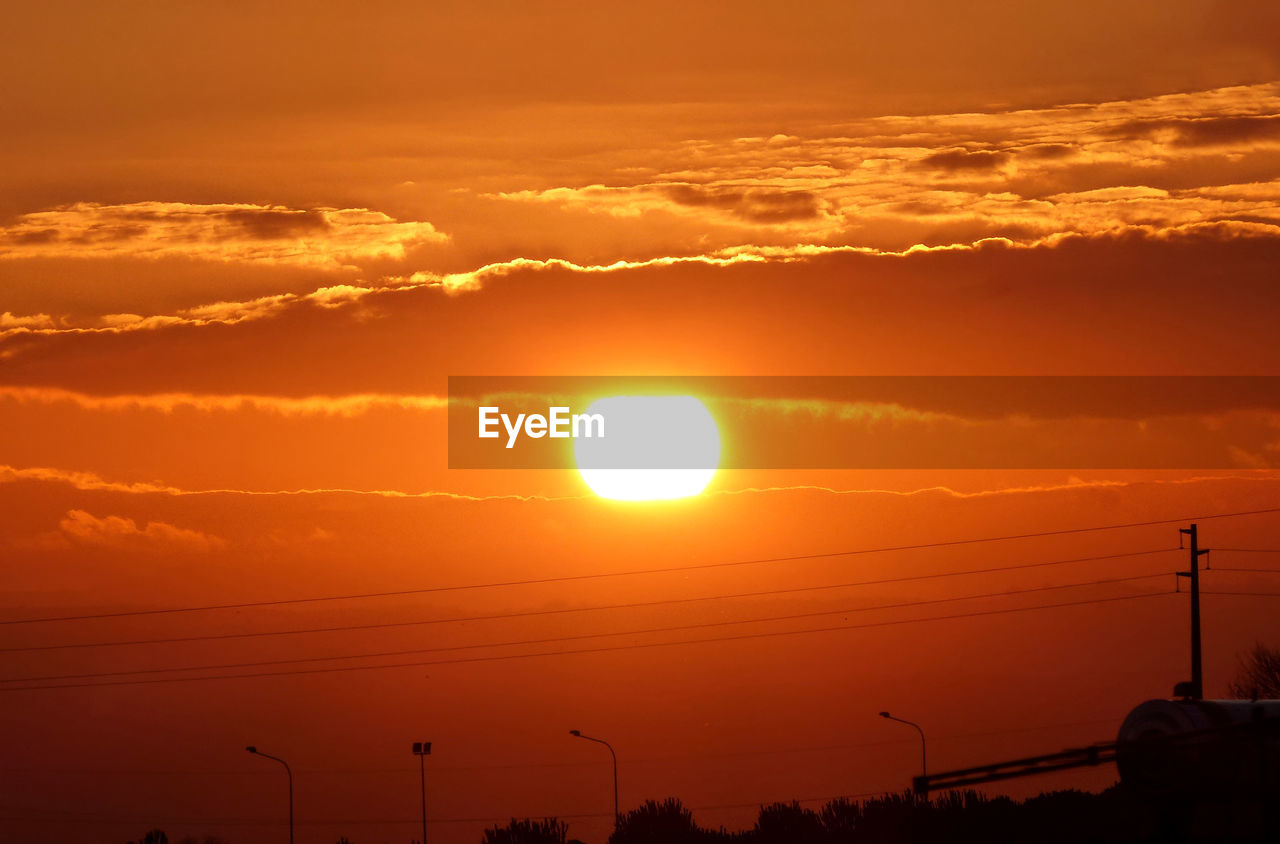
574,395,720,500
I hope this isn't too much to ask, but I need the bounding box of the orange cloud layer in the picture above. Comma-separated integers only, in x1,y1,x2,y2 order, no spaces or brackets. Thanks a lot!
492,83,1280,249
2,220,1273,340
0,202,447,269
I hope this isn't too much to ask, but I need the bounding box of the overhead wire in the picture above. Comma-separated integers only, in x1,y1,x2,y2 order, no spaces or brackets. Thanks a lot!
5,503,1276,626
0,590,1173,692
0,547,1177,653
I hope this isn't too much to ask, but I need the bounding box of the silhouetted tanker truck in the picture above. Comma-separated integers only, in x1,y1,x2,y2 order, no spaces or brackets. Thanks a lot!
914,523,1280,800
1116,698,1280,797
917,698,1280,797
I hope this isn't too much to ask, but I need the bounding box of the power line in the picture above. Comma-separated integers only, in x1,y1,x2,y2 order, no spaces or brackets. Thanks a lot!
0,573,1168,685
5,504,1274,626
0,590,1172,692
1213,548,1280,553
1211,568,1280,574
1201,590,1280,597
0,547,1176,653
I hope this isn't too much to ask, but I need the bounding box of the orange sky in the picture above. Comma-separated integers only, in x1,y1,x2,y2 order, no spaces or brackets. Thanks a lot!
3,2,1280,843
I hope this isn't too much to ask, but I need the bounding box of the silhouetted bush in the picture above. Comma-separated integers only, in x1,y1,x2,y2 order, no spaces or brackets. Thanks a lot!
608,797,742,844
752,801,826,844
611,798,699,844
128,830,168,844
1229,642,1280,699
482,817,569,844
817,797,861,841
849,791,930,843
597,788,1173,844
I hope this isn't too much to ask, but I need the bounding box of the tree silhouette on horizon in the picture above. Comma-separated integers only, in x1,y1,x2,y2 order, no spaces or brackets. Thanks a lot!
127,831,167,844
1228,642,1280,699
482,817,569,844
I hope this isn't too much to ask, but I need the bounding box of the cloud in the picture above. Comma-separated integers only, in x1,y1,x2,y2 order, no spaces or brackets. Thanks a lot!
57,509,224,552
919,148,1011,171
0,464,577,501
0,386,447,416
1110,115,1280,147
0,312,55,330
0,464,188,495
711,473,1280,500
0,202,448,269
0,281,393,337
0,219,1276,348
659,184,830,223
6,462,1275,508
488,83,1280,250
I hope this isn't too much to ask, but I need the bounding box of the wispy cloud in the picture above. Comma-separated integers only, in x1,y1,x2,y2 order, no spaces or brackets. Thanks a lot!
490,83,1280,248
8,222,1269,341
56,509,224,552
0,464,580,501
0,386,447,416
0,202,447,269
711,473,1280,499
4,462,1276,507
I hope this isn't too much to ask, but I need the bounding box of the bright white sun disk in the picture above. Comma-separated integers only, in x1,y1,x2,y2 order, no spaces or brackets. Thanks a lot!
574,395,720,500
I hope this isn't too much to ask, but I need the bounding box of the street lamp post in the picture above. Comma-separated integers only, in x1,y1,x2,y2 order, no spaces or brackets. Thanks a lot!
246,746,293,844
569,730,618,828
412,741,432,844
879,711,927,784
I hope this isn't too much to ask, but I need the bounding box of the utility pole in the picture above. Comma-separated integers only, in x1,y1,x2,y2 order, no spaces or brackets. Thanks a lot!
1176,523,1209,699
412,741,432,844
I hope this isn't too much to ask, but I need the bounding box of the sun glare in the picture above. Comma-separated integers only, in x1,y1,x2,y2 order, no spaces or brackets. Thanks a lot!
574,395,720,500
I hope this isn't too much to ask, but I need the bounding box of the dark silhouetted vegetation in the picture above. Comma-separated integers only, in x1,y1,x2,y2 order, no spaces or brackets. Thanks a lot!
125,783,1279,844
482,817,569,844
1229,642,1280,699
593,785,1274,843
128,831,168,844
611,798,730,844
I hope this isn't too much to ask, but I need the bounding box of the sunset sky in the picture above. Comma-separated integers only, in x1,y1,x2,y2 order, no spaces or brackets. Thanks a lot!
3,2,1280,842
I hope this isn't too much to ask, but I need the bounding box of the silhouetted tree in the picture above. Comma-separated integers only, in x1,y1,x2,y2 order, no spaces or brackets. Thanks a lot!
753,802,825,844
611,798,701,844
1228,642,1280,699
335,837,353,844
128,831,168,844
848,791,929,844
818,797,861,841
482,818,568,844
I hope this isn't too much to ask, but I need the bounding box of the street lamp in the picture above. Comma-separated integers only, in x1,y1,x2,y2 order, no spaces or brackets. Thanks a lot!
246,746,293,844
879,711,927,780
569,730,618,827
412,741,432,844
